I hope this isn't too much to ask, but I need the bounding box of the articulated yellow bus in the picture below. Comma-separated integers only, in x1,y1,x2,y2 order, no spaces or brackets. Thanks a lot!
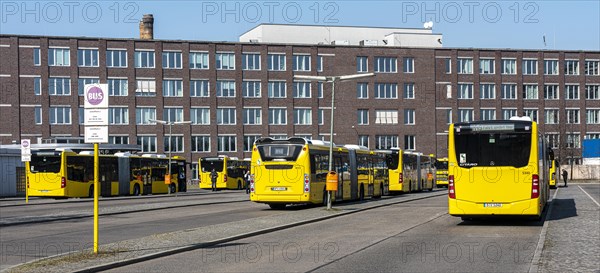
448,118,550,219
435,158,449,187
382,149,435,193
199,156,250,190
249,138,387,209
549,158,557,189
27,150,186,198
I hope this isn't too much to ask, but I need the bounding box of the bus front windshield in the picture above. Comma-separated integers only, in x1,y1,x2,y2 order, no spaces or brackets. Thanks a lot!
454,132,531,168
29,155,61,173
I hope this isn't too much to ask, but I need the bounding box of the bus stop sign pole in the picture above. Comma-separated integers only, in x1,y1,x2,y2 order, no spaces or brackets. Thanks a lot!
93,143,99,254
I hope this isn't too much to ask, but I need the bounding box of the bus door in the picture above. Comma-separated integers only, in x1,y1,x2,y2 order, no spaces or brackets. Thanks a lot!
177,163,187,192
141,168,152,194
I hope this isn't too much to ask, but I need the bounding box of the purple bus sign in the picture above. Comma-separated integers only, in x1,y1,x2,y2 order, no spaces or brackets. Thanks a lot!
84,84,109,109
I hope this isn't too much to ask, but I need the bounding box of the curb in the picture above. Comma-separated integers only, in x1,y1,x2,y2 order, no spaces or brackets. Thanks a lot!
528,188,559,273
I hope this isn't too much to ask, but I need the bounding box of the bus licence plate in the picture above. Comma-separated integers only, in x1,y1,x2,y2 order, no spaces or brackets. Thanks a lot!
483,203,502,208
271,187,287,191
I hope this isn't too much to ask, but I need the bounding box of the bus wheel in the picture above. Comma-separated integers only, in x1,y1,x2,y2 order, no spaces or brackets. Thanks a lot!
133,184,141,196
88,186,94,198
169,184,176,193
269,203,286,210
408,181,412,193
373,183,383,199
359,185,365,201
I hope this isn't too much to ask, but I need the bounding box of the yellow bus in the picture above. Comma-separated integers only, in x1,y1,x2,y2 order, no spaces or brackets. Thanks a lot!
27,150,186,198
199,156,250,190
382,149,435,193
549,158,557,189
435,157,449,187
249,138,387,209
448,118,550,219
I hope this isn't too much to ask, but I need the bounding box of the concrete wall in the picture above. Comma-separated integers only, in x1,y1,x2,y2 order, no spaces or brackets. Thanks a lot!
560,164,600,180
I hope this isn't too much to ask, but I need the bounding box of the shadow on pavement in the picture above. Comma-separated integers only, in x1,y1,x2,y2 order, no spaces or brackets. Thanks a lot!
546,198,577,221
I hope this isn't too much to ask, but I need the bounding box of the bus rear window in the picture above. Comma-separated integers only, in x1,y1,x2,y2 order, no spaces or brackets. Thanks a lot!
30,155,61,173
257,144,303,161
201,160,224,172
454,132,531,168
385,154,399,170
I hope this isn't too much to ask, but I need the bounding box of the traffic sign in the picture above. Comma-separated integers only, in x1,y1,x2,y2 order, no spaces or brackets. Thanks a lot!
85,126,109,143
85,108,109,126
84,84,109,109
21,139,31,162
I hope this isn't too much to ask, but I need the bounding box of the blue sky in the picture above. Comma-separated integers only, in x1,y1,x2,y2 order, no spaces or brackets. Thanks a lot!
1,1,598,50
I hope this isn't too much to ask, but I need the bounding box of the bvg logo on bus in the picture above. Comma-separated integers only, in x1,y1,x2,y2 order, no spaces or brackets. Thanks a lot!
326,171,338,191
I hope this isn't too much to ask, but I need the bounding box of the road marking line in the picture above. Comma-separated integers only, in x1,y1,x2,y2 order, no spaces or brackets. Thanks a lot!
578,185,600,207
528,187,559,273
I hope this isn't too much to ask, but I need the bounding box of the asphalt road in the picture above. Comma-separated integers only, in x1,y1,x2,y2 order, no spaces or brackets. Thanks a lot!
104,194,547,273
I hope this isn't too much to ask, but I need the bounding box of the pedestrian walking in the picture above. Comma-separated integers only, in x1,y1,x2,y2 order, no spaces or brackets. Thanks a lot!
244,170,250,194
562,169,568,187
210,168,218,191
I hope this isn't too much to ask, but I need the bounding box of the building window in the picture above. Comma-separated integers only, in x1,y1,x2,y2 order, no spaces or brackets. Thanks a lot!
109,136,129,145
523,109,538,122
357,56,368,72
403,57,414,73
35,106,42,124
358,136,369,148
216,108,236,125
565,85,579,100
34,77,42,95
78,107,84,125
458,109,474,122
78,77,99,96
586,109,600,124
457,83,473,99
566,109,580,124
480,84,495,99
544,109,559,124
162,52,182,69
585,60,599,76
502,109,518,120
216,53,235,70
77,49,99,67
242,53,261,70
190,108,210,125
546,134,560,149
244,135,261,152
107,79,128,96
216,80,236,97
191,135,210,152
217,135,237,152
375,110,398,124
49,106,71,124
566,134,581,148
134,50,155,68
586,85,600,100
137,136,157,153
293,54,311,71
190,52,209,69
404,135,416,150
48,48,70,66
404,109,415,125
164,136,184,153
457,58,473,74
268,81,286,98
480,109,496,121
357,83,368,99
294,108,312,125
136,79,156,97
374,83,397,99
48,77,71,96
318,82,324,98
357,109,369,125
374,57,397,73
163,107,184,123
162,79,183,97
317,55,323,72
544,60,559,75
269,108,287,125
523,84,538,100
446,109,452,124
522,59,538,75
105,50,127,68
190,80,209,97
242,80,261,98
501,59,516,74
268,54,286,71
33,48,40,66
565,60,579,75
318,109,325,125
403,83,415,99
243,108,262,125
108,107,129,125
136,107,156,125
585,134,600,140
501,84,517,99
293,82,311,98
444,58,451,74
544,84,559,100
479,59,495,74
375,135,398,149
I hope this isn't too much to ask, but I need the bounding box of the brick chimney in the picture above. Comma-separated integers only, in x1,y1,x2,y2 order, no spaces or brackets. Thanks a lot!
139,14,154,40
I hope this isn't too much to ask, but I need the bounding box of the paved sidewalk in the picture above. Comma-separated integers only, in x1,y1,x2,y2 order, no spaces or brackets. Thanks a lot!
538,185,600,272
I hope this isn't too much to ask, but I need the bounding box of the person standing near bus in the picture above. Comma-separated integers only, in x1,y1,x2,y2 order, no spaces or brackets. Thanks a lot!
562,169,568,187
244,170,250,194
210,168,218,191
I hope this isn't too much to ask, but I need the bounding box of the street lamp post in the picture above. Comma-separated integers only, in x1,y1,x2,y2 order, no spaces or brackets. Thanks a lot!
293,72,375,209
149,119,191,195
